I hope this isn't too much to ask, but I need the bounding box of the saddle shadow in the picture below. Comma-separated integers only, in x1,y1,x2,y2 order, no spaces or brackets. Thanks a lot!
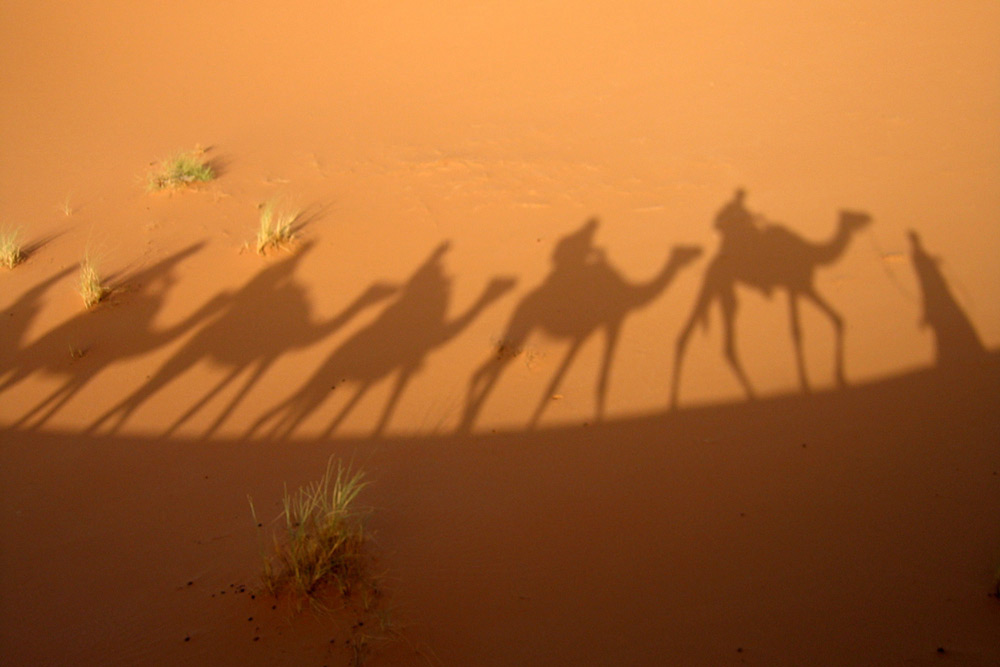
248,241,516,440
671,189,872,408
459,217,702,433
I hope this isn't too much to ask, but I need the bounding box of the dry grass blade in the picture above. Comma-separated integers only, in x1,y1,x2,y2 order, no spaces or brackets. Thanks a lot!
146,149,214,191
256,200,299,255
0,227,24,269
78,255,106,308
251,458,369,605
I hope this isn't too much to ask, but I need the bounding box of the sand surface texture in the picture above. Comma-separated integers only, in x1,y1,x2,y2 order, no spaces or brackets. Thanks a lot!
2,2,999,665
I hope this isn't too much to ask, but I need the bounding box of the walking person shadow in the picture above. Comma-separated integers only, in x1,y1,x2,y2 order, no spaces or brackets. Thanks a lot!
247,241,516,440
908,230,987,367
87,242,397,437
459,217,702,433
671,189,872,408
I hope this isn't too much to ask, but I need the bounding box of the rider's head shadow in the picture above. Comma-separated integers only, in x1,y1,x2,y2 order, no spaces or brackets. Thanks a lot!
551,217,601,267
713,188,755,235
460,217,702,432
671,189,873,409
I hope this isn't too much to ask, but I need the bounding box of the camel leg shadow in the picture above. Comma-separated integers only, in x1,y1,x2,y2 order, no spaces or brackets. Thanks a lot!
672,280,755,409
527,338,584,429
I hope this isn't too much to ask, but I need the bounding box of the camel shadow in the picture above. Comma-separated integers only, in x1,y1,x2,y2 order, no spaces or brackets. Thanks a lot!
87,241,397,438
248,241,516,440
0,265,75,384
459,217,702,432
671,189,872,408
2,244,219,429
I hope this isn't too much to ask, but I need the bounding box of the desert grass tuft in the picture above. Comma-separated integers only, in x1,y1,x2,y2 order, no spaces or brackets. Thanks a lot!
0,227,24,269
249,458,369,606
146,149,214,191
78,254,106,308
256,200,299,255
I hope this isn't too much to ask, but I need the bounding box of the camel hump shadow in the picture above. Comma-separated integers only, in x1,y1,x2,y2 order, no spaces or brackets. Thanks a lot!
672,189,872,408
459,217,702,433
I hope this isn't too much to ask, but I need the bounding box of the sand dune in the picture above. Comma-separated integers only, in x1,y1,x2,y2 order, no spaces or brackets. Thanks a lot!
2,1,998,664
3,359,998,665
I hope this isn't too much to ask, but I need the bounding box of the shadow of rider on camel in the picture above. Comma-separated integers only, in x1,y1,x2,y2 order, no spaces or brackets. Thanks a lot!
671,189,872,408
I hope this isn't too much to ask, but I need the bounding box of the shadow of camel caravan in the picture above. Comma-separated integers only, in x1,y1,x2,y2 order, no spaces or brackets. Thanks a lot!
0,264,74,385
459,217,702,433
247,241,516,440
671,189,872,408
2,244,219,430
86,241,397,438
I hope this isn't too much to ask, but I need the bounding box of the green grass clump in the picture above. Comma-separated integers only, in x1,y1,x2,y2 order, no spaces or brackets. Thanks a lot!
250,458,370,605
78,255,106,308
256,200,299,255
0,227,24,269
146,149,214,191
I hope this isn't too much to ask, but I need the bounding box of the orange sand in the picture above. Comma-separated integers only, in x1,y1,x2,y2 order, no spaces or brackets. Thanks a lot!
2,2,998,664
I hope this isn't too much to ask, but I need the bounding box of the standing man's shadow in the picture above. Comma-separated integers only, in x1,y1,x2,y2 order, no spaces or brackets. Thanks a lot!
459,218,701,432
908,230,987,367
248,242,516,440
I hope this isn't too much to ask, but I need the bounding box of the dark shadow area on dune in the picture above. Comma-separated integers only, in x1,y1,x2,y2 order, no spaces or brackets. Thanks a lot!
459,217,702,433
248,241,517,441
2,349,998,666
671,189,873,408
